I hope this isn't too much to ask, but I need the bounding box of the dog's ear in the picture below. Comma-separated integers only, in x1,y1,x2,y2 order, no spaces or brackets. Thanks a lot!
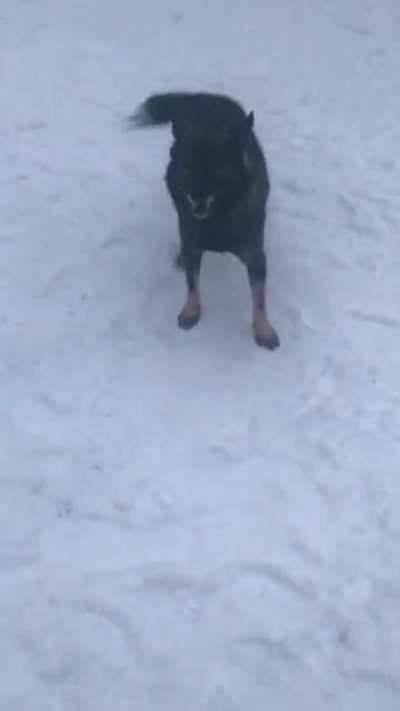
224,111,254,147
242,110,254,135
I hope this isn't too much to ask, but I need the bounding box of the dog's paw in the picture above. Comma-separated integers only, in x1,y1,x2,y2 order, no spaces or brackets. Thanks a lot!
253,322,280,350
178,309,200,330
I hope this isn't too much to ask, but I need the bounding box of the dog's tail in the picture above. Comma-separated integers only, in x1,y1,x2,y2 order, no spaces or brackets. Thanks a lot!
129,92,245,130
131,93,197,127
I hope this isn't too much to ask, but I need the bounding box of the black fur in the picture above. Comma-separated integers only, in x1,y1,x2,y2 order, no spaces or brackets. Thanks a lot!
131,92,279,349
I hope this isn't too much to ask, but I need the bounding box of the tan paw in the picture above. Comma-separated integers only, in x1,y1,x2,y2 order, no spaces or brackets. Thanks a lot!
178,303,201,330
253,320,280,350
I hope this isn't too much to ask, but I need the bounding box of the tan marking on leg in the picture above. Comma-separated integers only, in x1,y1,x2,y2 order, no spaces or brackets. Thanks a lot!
178,274,201,329
251,283,280,349
181,288,200,322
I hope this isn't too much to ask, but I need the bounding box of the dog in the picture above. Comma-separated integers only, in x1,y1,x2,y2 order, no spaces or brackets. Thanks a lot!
131,92,279,350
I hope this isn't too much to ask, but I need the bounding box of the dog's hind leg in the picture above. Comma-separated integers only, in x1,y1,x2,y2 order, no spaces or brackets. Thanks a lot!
245,251,280,350
178,248,202,330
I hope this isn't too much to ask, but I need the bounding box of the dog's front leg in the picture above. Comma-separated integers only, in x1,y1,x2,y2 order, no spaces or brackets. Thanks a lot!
178,247,202,330
245,250,280,350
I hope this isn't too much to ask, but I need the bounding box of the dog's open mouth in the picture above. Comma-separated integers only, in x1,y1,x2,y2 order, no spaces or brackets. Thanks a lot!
192,208,211,220
187,193,215,220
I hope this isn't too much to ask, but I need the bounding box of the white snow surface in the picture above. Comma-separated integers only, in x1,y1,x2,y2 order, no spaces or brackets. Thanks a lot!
1,1,400,709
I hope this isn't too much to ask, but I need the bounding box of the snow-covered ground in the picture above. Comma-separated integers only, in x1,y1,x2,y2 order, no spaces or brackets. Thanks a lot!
1,1,400,709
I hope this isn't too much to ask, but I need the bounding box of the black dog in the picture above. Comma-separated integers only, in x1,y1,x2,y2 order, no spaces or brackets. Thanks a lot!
132,92,279,349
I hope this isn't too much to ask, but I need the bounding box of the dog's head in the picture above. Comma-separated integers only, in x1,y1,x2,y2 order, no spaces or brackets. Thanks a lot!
170,111,254,220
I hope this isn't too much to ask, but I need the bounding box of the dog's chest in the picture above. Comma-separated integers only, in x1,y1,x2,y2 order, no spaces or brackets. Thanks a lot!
195,215,242,254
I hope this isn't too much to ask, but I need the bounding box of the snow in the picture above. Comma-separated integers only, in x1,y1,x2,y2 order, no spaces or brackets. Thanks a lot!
1,0,400,709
